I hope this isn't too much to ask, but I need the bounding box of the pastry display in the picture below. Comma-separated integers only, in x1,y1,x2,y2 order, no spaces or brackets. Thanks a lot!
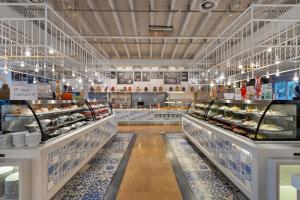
265,110,287,117
241,120,257,127
219,106,230,111
260,124,284,132
230,106,240,111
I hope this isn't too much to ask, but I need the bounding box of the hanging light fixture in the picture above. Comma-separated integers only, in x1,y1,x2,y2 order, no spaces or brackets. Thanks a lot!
247,75,250,82
227,79,231,86
266,70,270,79
233,82,237,88
49,47,54,55
3,62,8,74
276,68,280,77
51,64,55,73
33,76,37,84
35,62,39,72
267,47,272,53
67,81,70,86
62,74,66,82
238,63,243,69
43,62,46,68
241,68,245,74
219,72,225,80
293,71,299,82
84,67,88,73
210,81,214,87
72,71,76,77
25,47,31,57
275,55,281,65
20,61,25,67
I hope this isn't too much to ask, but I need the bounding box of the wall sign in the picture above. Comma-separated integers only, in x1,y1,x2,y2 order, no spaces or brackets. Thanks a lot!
10,84,38,100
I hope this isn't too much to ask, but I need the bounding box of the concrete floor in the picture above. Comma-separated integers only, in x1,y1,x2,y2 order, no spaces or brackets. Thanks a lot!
116,125,182,200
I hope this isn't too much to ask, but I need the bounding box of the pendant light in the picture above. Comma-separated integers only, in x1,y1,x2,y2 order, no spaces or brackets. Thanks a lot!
20,61,25,67
293,71,299,82
35,62,39,72
238,63,243,69
51,64,55,73
276,68,280,77
72,71,76,77
25,47,31,57
227,79,231,86
33,76,37,84
267,47,272,53
3,62,8,74
49,47,54,55
247,75,250,82
210,81,214,87
266,70,270,79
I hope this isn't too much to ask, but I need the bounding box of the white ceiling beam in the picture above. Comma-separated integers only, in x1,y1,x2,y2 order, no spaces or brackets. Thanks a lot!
79,35,231,40
170,0,198,59
183,12,214,59
109,59,192,67
128,0,141,59
86,0,120,58
150,0,154,58
161,0,176,59
108,0,131,58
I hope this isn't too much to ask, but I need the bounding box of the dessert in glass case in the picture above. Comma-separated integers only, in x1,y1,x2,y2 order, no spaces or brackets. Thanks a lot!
189,99,300,141
0,100,112,145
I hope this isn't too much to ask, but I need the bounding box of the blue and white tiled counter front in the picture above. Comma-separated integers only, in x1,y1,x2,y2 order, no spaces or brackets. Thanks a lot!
0,115,117,200
182,115,300,200
114,109,186,124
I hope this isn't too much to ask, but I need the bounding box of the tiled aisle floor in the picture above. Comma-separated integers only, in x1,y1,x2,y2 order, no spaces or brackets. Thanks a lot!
117,125,183,200
52,133,135,200
165,133,248,200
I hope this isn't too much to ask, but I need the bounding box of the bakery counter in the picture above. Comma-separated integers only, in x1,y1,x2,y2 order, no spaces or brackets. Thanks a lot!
0,114,117,200
182,115,300,200
114,108,186,125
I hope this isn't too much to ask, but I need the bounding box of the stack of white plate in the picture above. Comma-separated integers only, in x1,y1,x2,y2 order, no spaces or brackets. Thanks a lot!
4,172,19,200
0,166,13,197
0,134,12,148
11,132,26,147
25,132,41,147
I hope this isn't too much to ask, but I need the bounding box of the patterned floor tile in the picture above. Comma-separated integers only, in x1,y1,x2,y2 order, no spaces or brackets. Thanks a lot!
52,133,134,200
166,133,248,200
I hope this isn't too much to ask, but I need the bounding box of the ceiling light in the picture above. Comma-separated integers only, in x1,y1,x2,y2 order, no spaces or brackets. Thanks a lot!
275,55,281,65
219,72,225,80
241,69,245,74
67,81,70,86
149,25,173,32
267,47,272,53
3,62,8,74
227,79,231,86
238,64,243,69
201,72,205,76
20,61,25,67
85,67,88,73
216,79,220,83
72,72,76,77
250,63,255,68
51,64,55,73
214,71,218,75
210,81,214,87
247,75,250,82
35,63,39,72
276,68,280,77
43,62,46,68
266,71,270,79
293,71,299,82
25,47,31,57
200,0,218,13
233,82,236,88
49,47,54,55
33,77,37,84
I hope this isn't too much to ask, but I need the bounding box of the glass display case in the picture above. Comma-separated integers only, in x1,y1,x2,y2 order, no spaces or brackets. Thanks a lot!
0,100,112,144
87,99,112,120
190,100,300,141
188,100,214,120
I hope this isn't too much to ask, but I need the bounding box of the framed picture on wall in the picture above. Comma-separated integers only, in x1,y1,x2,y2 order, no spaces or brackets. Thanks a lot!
105,71,111,79
117,72,133,84
134,71,141,82
142,71,150,82
164,72,180,84
111,71,116,79
151,71,163,79
181,71,188,82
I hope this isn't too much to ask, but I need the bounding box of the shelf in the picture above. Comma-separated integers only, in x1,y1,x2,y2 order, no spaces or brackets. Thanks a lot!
43,117,88,133
5,107,90,119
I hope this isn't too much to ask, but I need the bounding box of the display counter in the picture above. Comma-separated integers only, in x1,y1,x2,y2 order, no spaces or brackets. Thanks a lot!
0,99,117,200
182,114,300,200
114,108,186,125
0,115,117,200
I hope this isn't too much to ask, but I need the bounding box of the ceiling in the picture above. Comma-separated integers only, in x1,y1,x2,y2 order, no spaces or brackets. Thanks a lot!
6,0,299,68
